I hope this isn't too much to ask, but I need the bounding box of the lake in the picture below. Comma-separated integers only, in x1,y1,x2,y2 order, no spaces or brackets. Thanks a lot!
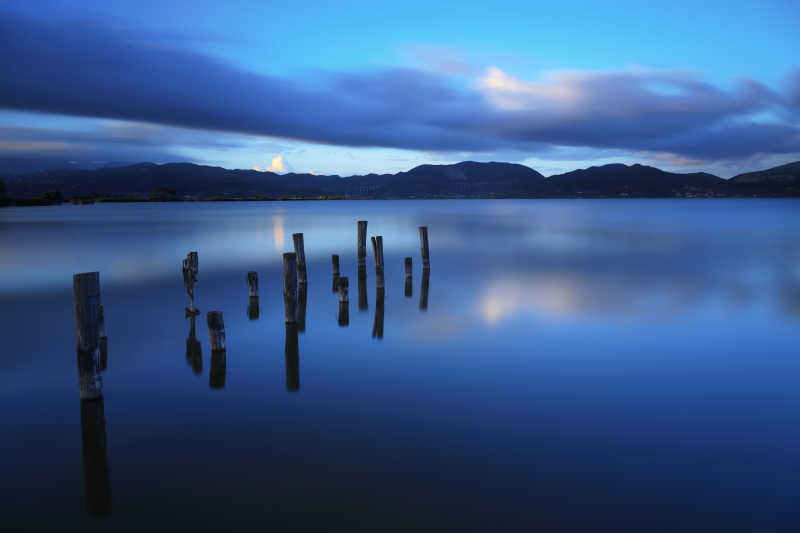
1,199,800,531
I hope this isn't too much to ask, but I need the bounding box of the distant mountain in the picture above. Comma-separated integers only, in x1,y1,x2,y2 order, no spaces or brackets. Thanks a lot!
545,163,726,197
2,160,799,200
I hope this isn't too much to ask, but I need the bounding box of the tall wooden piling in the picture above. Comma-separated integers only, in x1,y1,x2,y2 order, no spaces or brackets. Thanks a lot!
420,268,430,311
283,253,298,324
247,271,258,297
207,311,226,352
404,257,412,297
419,226,430,270
74,272,103,399
293,233,307,284
332,254,341,293
372,288,385,339
357,221,368,267
285,324,300,392
373,235,385,289
182,251,199,313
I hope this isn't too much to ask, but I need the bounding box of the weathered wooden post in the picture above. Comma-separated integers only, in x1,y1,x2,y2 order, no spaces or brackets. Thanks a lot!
372,288,385,339
338,276,349,327
358,265,368,311
297,282,307,332
283,253,298,324
186,313,202,375
420,268,430,311
331,254,341,293
182,251,199,314
419,226,430,270
357,221,368,267
74,272,103,400
247,271,258,297
293,233,307,285
80,397,111,518
285,324,300,392
247,270,260,320
404,257,412,297
373,235,385,289
207,311,226,389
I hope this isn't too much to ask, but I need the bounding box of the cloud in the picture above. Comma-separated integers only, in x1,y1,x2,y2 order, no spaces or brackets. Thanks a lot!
1,11,799,163
267,155,285,172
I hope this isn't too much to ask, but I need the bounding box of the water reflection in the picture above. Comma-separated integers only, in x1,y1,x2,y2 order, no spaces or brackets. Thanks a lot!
247,295,260,320
80,397,112,519
297,283,307,332
285,324,299,391
372,288,385,339
420,269,430,311
185,311,202,375
358,265,368,311
209,349,226,389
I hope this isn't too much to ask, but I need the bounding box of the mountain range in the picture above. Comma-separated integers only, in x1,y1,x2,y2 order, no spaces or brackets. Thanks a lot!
2,160,799,200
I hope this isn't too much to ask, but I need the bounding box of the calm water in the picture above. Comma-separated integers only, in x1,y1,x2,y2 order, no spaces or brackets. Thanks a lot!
1,199,800,531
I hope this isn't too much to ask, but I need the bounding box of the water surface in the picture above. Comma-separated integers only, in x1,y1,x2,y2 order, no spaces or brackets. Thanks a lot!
1,199,799,531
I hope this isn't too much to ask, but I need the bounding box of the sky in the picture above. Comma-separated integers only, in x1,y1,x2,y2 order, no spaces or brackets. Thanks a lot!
0,0,798,177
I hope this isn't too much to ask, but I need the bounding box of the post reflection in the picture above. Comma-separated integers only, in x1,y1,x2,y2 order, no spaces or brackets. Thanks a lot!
285,324,300,391
248,296,260,320
297,283,307,332
372,287,385,339
358,265,368,311
209,349,226,389
185,312,202,375
80,396,112,519
420,269,430,311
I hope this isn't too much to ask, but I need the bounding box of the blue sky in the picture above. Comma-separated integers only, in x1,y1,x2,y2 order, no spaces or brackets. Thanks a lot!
1,0,798,176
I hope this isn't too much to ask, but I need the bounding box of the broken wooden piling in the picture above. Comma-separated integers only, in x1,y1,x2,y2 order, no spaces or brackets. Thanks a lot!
247,271,258,297
248,296,260,320
358,265,368,311
331,254,341,292
186,313,202,375
419,226,430,270
338,276,349,326
373,235,385,289
283,252,298,324
182,251,199,314
73,272,103,399
293,233,307,284
206,311,226,352
357,221,368,267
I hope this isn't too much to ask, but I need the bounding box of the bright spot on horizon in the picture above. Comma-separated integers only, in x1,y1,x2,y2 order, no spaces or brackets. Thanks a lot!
252,155,287,173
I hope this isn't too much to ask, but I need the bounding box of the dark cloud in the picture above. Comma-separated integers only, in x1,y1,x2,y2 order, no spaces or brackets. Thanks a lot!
1,11,798,160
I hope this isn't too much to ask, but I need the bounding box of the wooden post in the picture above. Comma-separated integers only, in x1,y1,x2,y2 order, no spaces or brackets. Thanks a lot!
98,304,108,371
207,311,226,390
419,226,430,270
357,221,368,267
283,253,298,324
338,276,349,326
186,313,202,375
247,296,259,320
182,251,199,314
404,257,412,297
373,235,385,289
207,311,226,352
80,397,111,518
372,288,385,339
247,271,258,297
293,233,307,284
331,254,340,293
74,272,102,399
357,265,368,311
285,324,299,391
420,269,430,311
